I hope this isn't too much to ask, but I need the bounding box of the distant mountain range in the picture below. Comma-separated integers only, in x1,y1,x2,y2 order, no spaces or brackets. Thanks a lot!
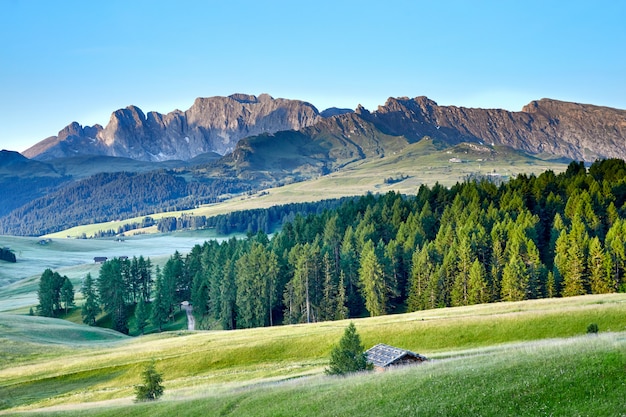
21,94,626,163
2,93,626,236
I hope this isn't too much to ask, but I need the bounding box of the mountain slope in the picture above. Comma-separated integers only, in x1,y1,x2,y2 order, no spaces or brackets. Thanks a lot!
23,94,321,162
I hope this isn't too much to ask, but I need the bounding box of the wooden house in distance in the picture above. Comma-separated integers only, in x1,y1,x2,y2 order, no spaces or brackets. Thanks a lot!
366,343,428,371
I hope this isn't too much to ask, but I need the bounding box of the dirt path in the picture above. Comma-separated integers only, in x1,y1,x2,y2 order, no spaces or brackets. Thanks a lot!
183,303,195,331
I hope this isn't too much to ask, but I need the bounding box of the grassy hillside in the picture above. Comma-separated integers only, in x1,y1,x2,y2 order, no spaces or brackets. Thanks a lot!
23,333,625,417
0,294,624,415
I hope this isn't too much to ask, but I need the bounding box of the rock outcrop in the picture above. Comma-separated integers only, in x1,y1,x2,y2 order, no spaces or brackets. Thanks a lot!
24,94,321,161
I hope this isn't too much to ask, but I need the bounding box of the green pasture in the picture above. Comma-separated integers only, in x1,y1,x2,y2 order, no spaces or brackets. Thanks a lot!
0,293,624,415
17,333,625,417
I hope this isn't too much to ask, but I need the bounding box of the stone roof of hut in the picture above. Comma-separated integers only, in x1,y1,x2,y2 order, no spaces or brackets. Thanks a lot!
365,343,428,368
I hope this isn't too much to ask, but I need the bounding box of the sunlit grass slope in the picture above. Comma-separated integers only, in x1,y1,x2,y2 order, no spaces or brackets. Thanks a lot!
0,294,624,415
28,333,626,417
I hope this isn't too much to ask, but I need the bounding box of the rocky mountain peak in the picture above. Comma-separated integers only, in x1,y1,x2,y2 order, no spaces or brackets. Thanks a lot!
24,94,321,162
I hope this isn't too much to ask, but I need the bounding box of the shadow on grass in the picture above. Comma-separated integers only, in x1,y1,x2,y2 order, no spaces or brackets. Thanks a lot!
0,366,128,411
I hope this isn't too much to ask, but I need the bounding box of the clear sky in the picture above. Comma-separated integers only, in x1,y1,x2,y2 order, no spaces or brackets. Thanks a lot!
1,0,624,153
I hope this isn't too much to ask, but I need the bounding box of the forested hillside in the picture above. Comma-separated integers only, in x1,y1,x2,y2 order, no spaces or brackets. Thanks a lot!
0,171,251,236
88,159,626,333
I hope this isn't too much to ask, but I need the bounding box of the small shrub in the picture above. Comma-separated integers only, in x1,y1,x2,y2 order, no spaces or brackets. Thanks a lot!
587,323,599,334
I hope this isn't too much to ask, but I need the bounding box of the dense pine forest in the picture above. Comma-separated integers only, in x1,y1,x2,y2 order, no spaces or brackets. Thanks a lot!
79,159,626,333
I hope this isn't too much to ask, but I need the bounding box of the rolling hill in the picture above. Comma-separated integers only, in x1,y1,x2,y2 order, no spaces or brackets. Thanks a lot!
0,294,624,415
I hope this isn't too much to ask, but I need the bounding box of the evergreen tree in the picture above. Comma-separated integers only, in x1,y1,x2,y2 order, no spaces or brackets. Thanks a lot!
37,269,67,317
545,271,557,298
151,266,171,332
37,269,57,317
335,272,349,320
320,252,338,321
561,217,589,297
340,226,363,315
236,242,279,328
501,252,528,301
605,218,626,291
135,360,164,402
408,243,437,311
284,242,322,324
134,297,150,335
60,277,75,314
162,251,187,303
467,259,489,305
588,236,614,294
451,237,473,306
98,258,130,334
81,273,100,326
359,240,386,316
219,257,237,330
325,322,371,375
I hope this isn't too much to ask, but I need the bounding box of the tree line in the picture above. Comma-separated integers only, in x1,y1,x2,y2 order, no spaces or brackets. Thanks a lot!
152,159,626,330
37,159,626,334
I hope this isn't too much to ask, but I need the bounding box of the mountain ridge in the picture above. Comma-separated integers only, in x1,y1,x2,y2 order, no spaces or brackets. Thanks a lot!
23,93,322,162
20,94,626,164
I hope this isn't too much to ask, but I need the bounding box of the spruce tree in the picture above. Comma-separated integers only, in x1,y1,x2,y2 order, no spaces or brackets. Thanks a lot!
134,297,150,335
135,360,164,402
325,322,371,375
501,252,528,301
151,266,171,332
81,273,100,326
467,259,489,305
37,269,56,317
451,237,473,306
588,237,614,294
98,258,129,334
60,277,75,314
335,272,349,320
236,242,279,328
359,240,386,316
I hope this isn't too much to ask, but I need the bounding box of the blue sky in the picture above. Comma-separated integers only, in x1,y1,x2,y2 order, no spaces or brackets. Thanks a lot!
1,0,624,153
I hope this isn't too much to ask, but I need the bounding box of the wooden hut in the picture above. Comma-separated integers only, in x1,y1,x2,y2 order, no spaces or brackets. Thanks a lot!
365,343,428,371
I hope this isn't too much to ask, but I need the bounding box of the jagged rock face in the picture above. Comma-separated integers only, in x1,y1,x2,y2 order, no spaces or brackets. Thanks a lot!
24,94,321,161
362,96,626,161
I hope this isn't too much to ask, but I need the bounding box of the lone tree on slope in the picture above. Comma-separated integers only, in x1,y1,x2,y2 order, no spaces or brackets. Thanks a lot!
135,360,164,402
326,322,372,375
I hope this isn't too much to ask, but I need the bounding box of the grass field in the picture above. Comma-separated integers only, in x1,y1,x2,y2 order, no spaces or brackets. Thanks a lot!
0,293,624,416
